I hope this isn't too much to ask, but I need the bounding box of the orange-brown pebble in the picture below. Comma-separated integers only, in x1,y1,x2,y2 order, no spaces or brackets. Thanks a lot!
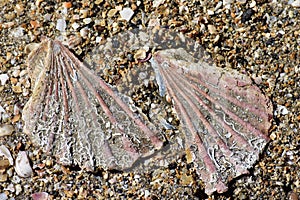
63,2,72,9
30,20,40,29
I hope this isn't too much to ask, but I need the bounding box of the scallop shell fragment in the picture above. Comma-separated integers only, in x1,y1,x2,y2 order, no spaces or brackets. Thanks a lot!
87,28,273,195
151,48,272,194
22,38,164,171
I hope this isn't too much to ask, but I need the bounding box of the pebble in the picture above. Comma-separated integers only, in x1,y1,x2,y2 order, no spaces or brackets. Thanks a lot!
0,145,13,165
56,18,67,32
83,18,92,24
12,84,22,93
0,173,8,182
153,0,165,8
207,9,214,15
107,9,118,18
14,151,33,178
249,1,256,8
63,2,72,9
0,193,8,200
31,192,50,200
96,36,102,43
269,132,277,140
80,27,89,38
223,0,233,8
241,9,254,23
15,184,22,195
0,106,4,113
12,69,20,78
290,0,300,7
10,27,24,38
120,7,134,22
79,9,89,18
207,24,217,34
0,74,9,85
71,22,80,30
275,105,289,115
0,124,14,137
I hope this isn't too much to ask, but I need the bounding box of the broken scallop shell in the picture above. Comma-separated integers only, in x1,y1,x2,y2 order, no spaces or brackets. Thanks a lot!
151,48,272,194
22,38,164,171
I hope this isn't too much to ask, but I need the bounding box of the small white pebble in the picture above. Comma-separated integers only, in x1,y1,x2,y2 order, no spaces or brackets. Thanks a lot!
0,106,5,113
214,1,223,11
120,7,134,22
15,184,22,195
207,9,214,15
56,18,67,32
290,0,300,7
80,27,89,38
83,18,92,24
19,70,27,77
250,0,256,8
10,27,24,38
276,105,289,115
0,74,9,85
152,0,165,7
269,132,276,140
44,13,52,21
12,69,20,78
6,183,15,192
144,190,150,198
223,0,233,8
0,193,8,200
71,22,80,30
96,36,102,43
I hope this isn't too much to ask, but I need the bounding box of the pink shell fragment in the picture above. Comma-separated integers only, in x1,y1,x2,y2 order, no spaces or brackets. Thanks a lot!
151,48,272,195
22,38,164,171
31,192,50,200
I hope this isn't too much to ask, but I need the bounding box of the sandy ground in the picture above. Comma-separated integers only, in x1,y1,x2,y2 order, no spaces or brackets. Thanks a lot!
0,0,299,199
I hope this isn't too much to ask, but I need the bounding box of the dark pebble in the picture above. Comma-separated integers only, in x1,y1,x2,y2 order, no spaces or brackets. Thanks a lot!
241,8,254,23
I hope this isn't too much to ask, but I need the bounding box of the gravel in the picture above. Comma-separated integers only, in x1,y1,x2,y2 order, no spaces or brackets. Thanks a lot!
0,0,299,199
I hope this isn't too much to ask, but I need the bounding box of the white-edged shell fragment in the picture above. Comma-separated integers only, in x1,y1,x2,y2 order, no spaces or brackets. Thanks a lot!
14,151,33,178
0,145,13,165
